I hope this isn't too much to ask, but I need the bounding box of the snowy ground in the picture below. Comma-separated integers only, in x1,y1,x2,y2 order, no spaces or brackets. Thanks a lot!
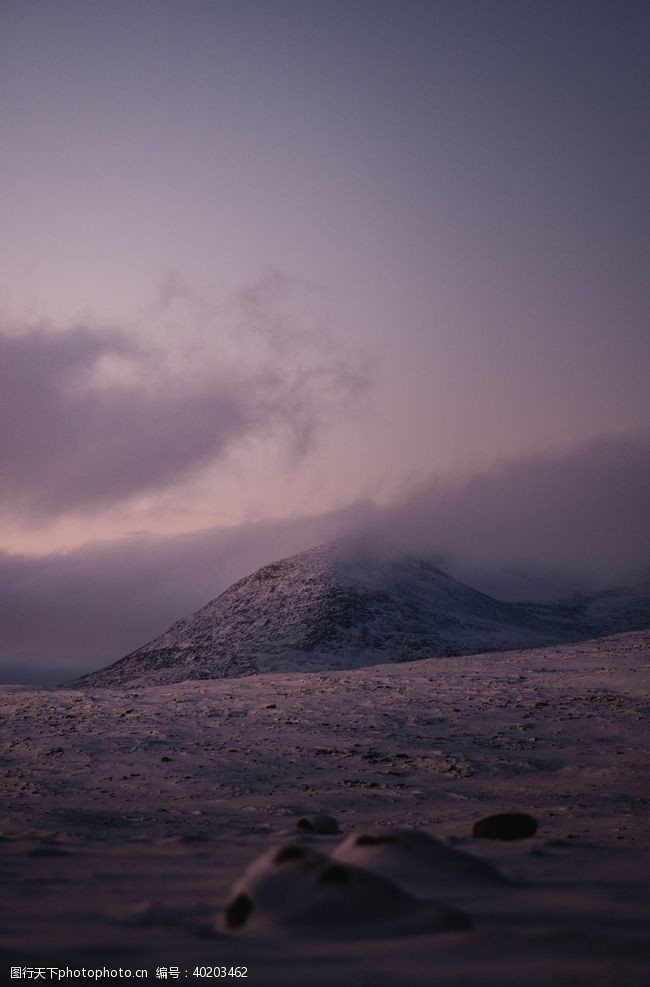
1,630,649,985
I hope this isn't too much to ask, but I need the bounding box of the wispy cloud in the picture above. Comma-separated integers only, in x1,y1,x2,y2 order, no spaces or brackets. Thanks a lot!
0,286,367,517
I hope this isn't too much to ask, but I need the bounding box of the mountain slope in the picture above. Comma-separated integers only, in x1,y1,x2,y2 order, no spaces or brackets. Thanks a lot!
69,543,601,688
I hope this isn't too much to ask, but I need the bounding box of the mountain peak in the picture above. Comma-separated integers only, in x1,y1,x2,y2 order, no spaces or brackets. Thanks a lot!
69,542,602,688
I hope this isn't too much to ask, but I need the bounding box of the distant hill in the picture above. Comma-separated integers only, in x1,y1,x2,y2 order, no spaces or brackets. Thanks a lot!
68,543,649,688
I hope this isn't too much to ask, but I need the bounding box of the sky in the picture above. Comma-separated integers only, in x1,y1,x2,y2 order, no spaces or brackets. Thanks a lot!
1,1,649,680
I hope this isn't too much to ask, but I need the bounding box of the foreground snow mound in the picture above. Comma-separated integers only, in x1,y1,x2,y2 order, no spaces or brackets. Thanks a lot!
331,829,509,899
69,542,606,687
219,842,471,938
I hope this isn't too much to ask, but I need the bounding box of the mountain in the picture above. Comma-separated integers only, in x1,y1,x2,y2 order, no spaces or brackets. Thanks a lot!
559,577,650,633
69,542,625,689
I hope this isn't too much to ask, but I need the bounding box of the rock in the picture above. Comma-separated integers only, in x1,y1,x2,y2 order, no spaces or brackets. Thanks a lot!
296,813,340,835
472,813,538,841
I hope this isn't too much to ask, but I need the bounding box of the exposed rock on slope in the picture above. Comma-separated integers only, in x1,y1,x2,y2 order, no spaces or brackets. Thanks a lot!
69,543,601,688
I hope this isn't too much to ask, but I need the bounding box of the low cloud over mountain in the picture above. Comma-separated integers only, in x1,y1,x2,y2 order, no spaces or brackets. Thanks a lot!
1,432,648,682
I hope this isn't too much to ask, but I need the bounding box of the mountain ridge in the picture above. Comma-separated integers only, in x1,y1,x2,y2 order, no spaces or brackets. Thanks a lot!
68,543,649,688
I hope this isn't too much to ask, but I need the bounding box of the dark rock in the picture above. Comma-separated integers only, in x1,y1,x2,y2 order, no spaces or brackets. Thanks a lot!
319,864,350,885
273,845,306,864
473,813,538,840
296,813,340,835
355,833,397,847
224,893,253,929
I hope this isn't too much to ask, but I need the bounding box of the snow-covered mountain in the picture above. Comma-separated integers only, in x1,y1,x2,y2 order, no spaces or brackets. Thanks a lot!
560,577,650,633
69,543,623,688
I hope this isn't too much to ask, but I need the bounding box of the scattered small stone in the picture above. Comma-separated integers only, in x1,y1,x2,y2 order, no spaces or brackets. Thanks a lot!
472,813,538,841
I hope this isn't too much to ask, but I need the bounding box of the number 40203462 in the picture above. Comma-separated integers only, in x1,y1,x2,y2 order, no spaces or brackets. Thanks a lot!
193,968,248,979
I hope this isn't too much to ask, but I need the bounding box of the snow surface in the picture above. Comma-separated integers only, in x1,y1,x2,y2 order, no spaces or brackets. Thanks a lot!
68,544,648,688
2,629,649,984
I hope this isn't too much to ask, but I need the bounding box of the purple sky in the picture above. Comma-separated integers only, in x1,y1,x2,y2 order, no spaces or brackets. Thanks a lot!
1,1,649,679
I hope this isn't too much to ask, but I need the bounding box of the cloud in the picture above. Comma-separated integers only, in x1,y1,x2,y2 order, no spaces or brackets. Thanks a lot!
0,303,366,518
360,431,650,598
0,431,648,682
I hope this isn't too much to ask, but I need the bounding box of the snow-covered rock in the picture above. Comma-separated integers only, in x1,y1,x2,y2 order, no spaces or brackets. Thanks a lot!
331,829,508,898
219,841,471,937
